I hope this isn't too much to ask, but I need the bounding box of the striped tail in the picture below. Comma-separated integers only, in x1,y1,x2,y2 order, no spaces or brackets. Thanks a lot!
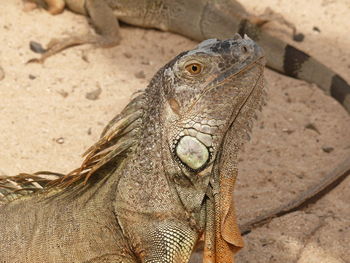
240,22,350,113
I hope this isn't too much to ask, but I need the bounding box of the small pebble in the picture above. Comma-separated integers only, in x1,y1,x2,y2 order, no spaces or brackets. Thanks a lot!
296,173,304,179
57,90,69,98
55,137,65,144
141,58,150,65
322,146,334,153
305,123,320,134
85,86,102,100
135,70,146,79
313,26,321,33
293,33,305,42
29,41,46,54
260,238,275,247
123,52,132,58
81,51,89,63
29,74,36,80
282,128,294,134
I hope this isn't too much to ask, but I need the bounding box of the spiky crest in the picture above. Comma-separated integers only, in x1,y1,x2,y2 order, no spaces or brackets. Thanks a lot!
0,92,146,202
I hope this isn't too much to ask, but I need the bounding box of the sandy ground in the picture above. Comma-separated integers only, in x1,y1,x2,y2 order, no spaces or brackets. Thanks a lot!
1,0,350,262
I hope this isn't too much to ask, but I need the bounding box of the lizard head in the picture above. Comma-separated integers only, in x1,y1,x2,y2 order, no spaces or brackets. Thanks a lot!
161,34,265,176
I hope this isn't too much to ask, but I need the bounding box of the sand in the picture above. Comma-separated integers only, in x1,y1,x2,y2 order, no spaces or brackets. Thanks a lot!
1,0,349,261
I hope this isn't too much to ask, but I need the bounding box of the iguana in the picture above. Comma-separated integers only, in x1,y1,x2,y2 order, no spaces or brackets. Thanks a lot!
27,0,350,113
0,34,266,262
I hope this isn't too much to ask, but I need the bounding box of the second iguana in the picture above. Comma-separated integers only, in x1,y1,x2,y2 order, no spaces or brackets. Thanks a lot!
0,34,265,262
27,0,350,113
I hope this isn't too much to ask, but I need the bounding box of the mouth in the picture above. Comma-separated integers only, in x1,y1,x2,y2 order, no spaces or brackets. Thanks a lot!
225,57,265,128
207,55,265,93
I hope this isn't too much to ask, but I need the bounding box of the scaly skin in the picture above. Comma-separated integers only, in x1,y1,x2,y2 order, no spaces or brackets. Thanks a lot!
0,35,266,262
28,0,350,113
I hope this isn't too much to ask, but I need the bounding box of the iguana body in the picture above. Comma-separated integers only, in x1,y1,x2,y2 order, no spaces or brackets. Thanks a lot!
1,35,266,262
29,0,350,113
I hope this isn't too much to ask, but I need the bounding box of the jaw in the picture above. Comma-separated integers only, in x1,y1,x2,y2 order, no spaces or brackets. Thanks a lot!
202,59,265,263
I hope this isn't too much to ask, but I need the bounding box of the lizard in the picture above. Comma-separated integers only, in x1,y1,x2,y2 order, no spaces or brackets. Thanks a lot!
27,0,350,114
0,34,266,263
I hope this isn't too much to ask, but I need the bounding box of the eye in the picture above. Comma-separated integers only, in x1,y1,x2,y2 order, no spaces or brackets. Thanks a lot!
185,63,203,75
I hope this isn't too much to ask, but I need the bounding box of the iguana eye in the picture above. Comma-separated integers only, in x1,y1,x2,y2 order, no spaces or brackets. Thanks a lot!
185,63,203,75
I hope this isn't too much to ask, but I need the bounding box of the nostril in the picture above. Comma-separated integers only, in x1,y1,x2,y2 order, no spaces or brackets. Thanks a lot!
242,45,248,53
